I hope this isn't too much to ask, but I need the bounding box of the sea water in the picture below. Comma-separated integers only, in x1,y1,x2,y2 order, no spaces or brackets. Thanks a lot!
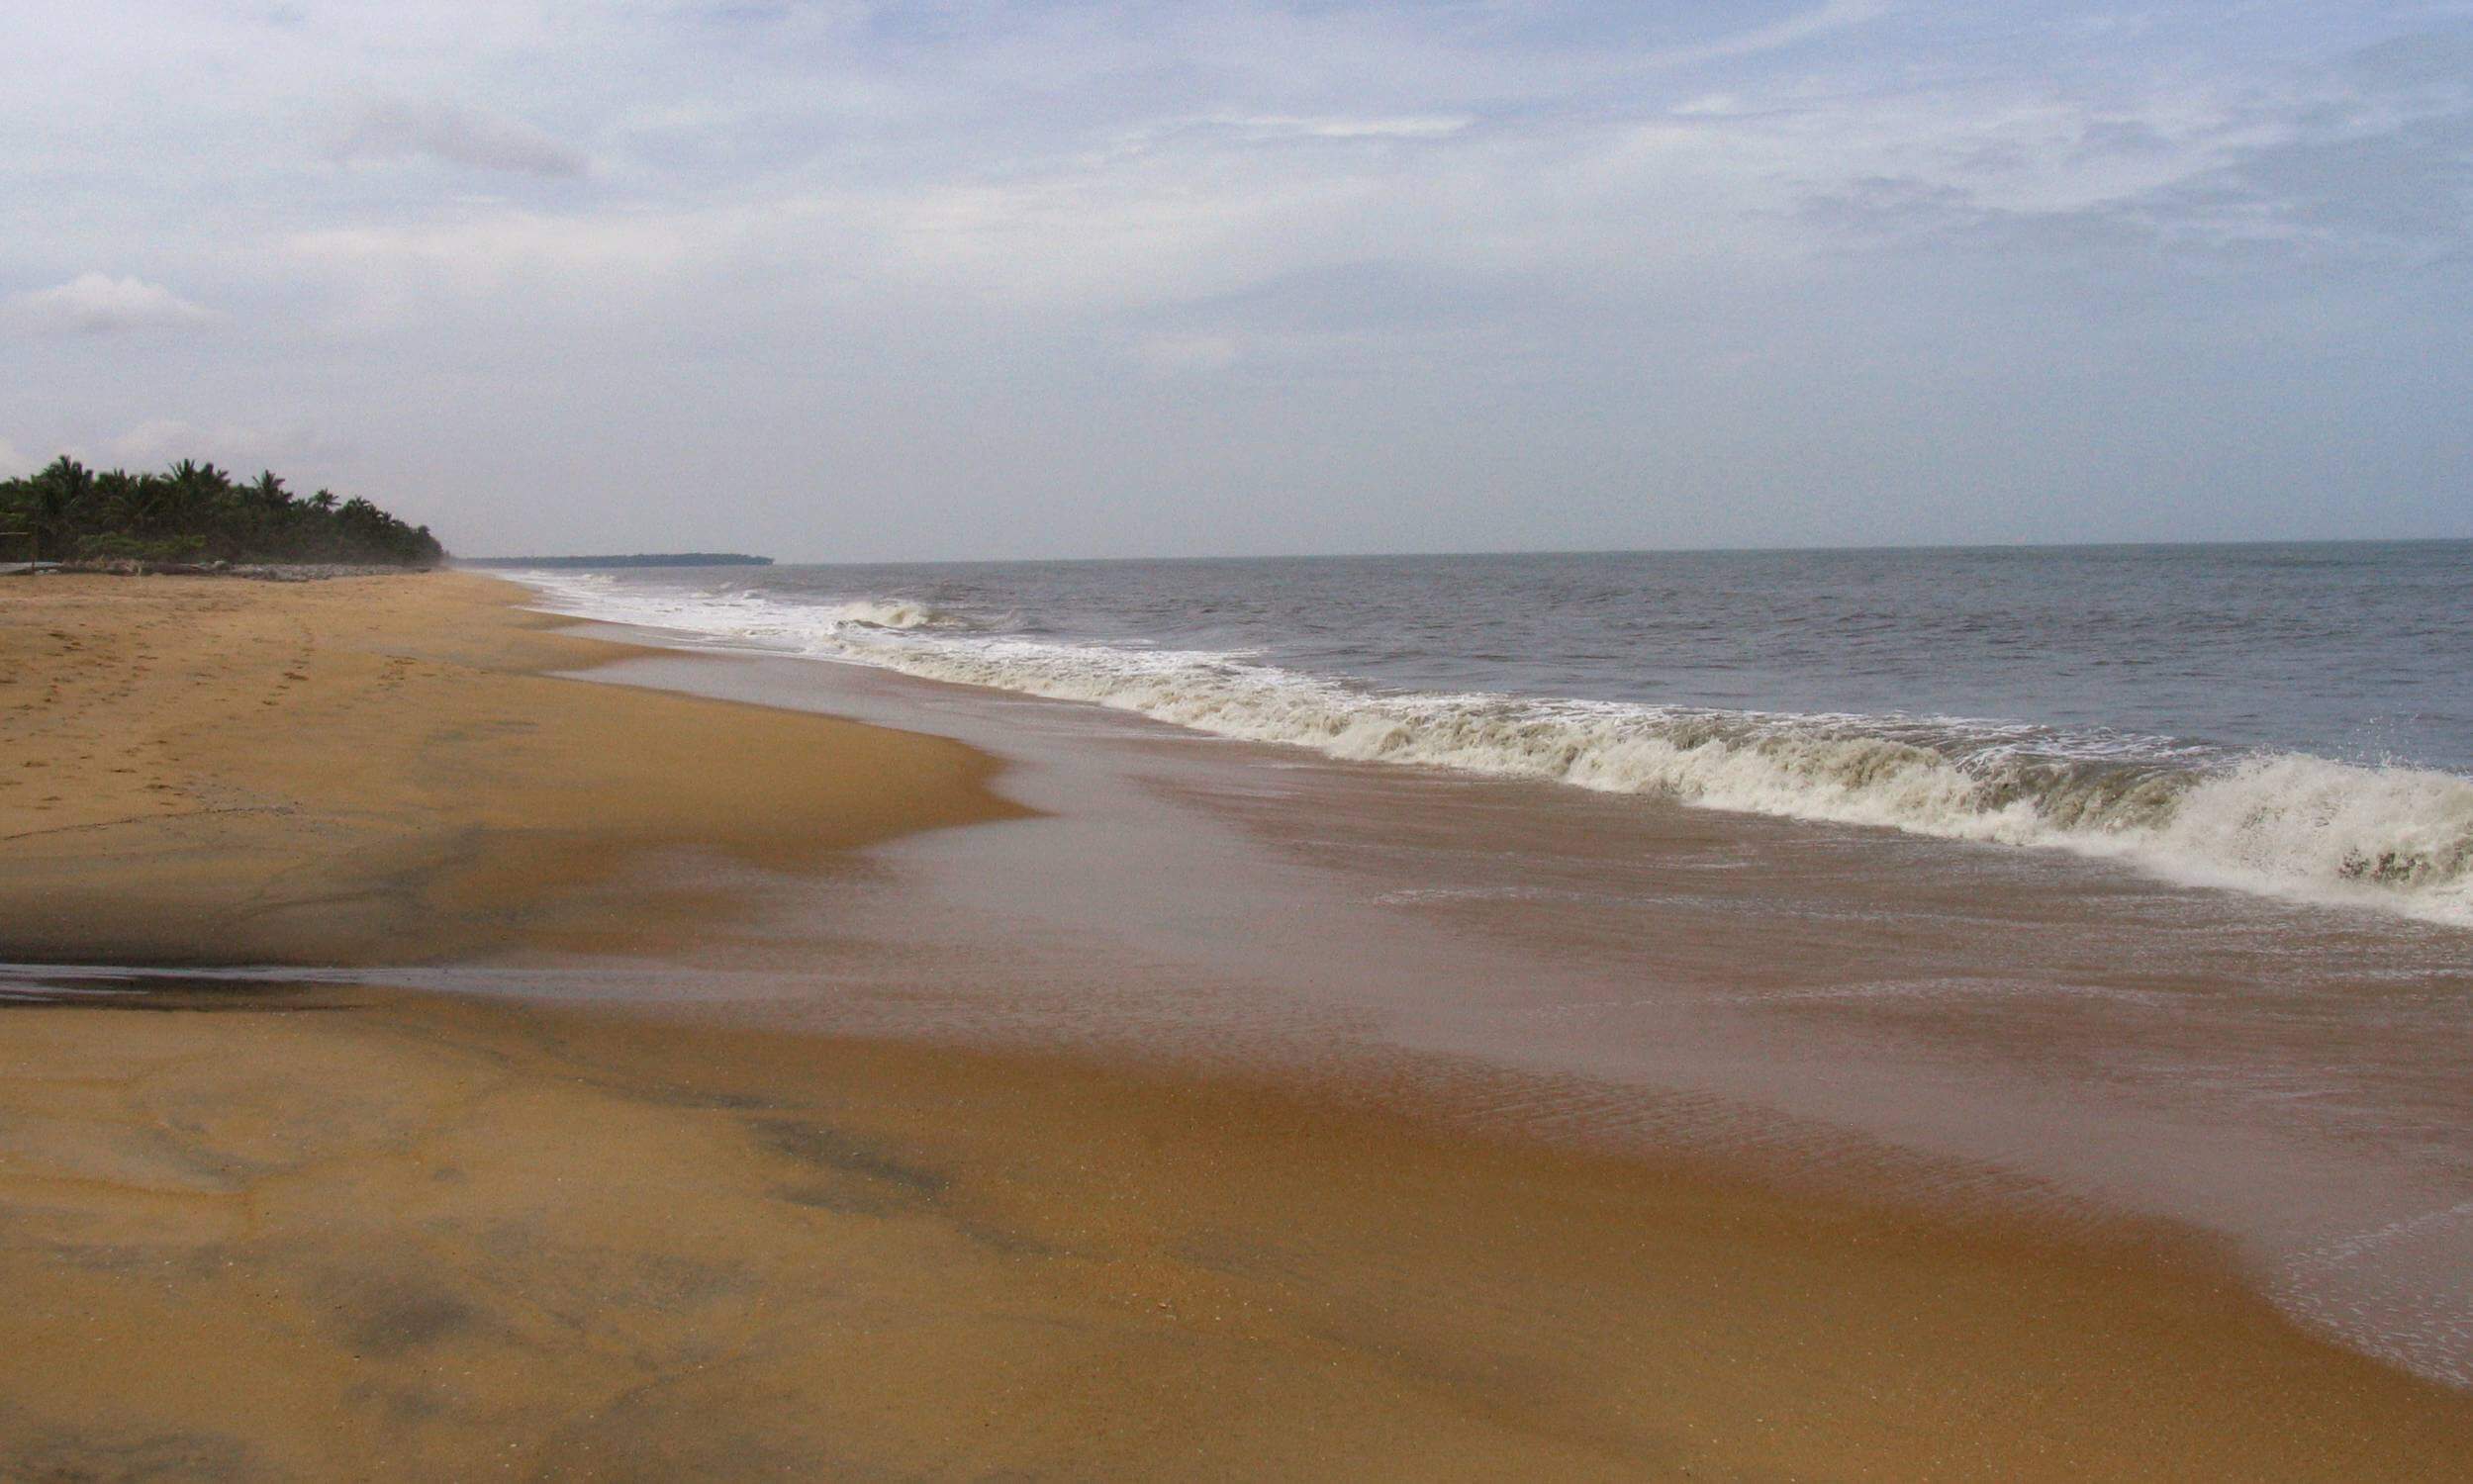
515,541,2473,927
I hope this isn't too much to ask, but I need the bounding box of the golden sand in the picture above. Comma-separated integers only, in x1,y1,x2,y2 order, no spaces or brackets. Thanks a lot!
3,573,2469,1479
0,572,1020,963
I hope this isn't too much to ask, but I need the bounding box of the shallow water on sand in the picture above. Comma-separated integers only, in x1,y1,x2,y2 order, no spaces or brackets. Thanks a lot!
515,633,2473,1394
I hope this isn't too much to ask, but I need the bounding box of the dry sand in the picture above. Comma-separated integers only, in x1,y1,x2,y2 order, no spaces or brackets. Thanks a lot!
0,572,1019,964
3,573,2470,1480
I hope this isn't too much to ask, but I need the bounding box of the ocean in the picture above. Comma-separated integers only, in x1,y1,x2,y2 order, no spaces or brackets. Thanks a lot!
517,540,2473,927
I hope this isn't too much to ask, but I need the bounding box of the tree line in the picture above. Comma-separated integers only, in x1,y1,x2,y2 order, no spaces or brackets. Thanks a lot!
0,455,444,567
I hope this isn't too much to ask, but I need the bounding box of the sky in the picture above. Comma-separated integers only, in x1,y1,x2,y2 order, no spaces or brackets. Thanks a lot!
1,1,2468,561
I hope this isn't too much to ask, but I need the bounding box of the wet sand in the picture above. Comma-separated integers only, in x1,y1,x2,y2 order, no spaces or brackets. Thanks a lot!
9,982,2473,1481
599,642,2473,1389
5,574,2472,1479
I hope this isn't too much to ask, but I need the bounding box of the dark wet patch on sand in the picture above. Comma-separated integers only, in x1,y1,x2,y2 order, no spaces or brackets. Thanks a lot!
750,1116,1056,1255
633,1083,776,1112
0,1403,260,1484
325,1275,483,1360
751,1115,950,1197
0,969,360,1013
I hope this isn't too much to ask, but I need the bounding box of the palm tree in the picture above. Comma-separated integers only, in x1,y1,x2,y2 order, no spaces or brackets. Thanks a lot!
2,453,438,567
25,457,95,562
144,460,231,544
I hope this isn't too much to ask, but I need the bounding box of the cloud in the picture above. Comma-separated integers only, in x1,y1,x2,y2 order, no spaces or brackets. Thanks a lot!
0,436,31,478
1637,0,1889,68
1798,71,2473,274
2191,113,2473,245
6,273,217,334
2339,30,2473,93
335,100,587,177
86,418,333,474
289,211,705,308
2,0,2466,556
1206,114,1474,140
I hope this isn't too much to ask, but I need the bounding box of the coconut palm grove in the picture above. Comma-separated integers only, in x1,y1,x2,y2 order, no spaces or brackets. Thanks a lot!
1,456,442,568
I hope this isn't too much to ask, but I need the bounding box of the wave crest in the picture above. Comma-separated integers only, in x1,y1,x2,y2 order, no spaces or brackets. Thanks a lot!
823,599,950,630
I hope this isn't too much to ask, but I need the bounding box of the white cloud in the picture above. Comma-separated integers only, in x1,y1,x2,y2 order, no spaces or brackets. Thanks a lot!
1208,114,1474,140
274,77,2265,329
88,418,325,474
1670,94,1746,118
335,100,587,177
1639,0,1889,68
289,211,705,308
0,436,31,478
6,273,217,334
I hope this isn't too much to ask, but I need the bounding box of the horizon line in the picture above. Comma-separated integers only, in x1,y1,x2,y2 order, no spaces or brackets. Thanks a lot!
458,532,2473,569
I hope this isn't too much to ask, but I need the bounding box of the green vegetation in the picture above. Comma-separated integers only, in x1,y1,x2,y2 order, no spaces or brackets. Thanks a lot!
0,455,443,568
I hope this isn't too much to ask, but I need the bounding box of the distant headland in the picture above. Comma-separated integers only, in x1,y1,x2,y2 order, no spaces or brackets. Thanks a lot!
459,553,774,569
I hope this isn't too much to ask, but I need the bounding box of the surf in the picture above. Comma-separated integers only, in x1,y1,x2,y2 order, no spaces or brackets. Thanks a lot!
515,570,2473,929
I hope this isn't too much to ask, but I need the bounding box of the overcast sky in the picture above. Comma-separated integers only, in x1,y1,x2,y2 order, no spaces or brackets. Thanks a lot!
2,1,2468,559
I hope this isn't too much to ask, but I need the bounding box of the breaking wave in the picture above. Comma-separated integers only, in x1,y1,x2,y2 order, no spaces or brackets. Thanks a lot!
515,572,2473,927
819,598,957,630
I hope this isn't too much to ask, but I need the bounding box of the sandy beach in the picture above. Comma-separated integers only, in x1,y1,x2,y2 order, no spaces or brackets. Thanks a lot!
0,572,1019,965
5,573,2471,1480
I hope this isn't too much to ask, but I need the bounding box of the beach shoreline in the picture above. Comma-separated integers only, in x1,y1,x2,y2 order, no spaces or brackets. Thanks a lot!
4,573,2470,1478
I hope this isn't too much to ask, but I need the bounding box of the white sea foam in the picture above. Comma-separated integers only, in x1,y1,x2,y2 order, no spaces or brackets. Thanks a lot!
823,598,944,629
515,572,2473,928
